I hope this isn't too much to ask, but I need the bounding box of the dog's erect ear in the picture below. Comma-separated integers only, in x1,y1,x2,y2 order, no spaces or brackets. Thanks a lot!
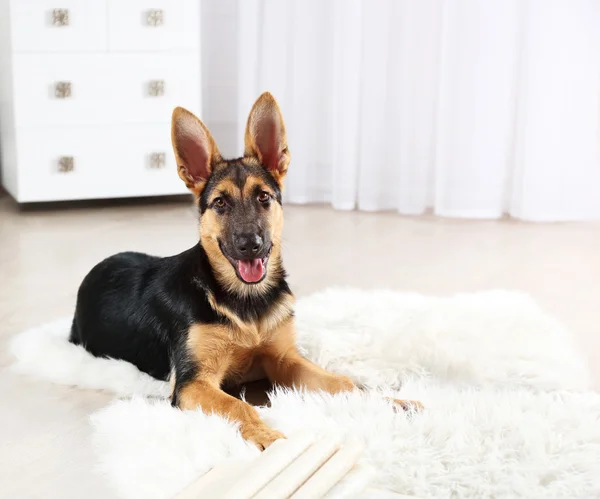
244,92,290,184
171,107,221,195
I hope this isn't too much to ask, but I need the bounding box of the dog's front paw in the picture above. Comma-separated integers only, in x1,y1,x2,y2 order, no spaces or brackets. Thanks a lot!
242,424,285,451
388,398,424,413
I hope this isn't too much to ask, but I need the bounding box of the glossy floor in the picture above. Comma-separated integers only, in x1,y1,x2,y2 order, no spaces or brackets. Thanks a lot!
1,193,599,498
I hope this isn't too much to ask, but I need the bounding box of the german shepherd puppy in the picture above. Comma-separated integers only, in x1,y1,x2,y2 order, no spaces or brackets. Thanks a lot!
70,92,420,450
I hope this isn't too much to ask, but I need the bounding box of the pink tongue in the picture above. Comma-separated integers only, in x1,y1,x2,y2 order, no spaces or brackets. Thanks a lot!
237,258,264,283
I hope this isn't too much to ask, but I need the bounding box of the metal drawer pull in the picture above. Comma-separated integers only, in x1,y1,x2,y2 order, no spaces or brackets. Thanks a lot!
58,156,74,173
52,9,69,27
55,81,72,99
148,80,165,97
146,9,164,26
150,153,166,169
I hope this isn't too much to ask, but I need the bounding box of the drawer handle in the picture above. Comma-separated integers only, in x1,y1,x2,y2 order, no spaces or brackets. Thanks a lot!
55,81,72,99
52,8,69,27
150,153,166,169
148,80,165,97
146,9,164,26
58,156,74,173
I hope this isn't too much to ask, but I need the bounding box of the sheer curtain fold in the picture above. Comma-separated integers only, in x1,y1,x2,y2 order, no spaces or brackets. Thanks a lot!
222,0,600,221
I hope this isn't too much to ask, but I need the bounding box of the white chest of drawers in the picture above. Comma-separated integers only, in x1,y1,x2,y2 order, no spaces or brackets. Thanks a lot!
0,0,200,203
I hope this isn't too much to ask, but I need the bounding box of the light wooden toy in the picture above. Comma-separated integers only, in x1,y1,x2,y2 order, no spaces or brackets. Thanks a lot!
174,431,364,499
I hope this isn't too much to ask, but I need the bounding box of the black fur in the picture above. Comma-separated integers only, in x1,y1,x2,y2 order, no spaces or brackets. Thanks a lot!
69,164,291,405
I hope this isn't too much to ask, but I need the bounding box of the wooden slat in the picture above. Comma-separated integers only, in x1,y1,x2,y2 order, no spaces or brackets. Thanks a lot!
291,438,363,499
254,436,342,499
222,431,316,499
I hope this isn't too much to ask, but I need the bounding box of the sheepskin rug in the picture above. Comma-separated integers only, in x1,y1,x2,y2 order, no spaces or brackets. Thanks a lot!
10,288,600,499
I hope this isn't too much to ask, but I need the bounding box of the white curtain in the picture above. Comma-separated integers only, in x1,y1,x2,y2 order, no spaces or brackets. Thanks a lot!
202,0,600,221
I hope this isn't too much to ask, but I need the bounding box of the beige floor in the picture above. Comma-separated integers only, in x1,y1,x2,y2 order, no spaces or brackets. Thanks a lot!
1,192,599,498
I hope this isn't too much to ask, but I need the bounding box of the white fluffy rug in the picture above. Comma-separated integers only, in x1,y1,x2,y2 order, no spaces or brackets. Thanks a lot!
10,289,600,499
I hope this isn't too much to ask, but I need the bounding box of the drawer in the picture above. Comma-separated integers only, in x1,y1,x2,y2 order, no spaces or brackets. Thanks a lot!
15,125,189,202
9,0,107,52
12,53,201,127
107,0,200,52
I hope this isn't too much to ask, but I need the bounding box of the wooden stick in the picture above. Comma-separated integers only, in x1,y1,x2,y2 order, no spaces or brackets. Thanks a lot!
172,431,364,499
253,436,342,499
175,460,250,499
222,430,316,499
291,438,364,499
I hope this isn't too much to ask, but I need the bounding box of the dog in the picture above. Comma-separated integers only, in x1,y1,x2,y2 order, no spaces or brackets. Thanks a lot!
69,92,421,450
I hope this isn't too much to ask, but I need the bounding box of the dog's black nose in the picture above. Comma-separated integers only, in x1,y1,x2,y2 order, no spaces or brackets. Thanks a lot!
234,233,264,258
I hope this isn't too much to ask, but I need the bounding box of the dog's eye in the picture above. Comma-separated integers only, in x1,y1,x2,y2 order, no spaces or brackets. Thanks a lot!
258,191,270,203
213,197,226,209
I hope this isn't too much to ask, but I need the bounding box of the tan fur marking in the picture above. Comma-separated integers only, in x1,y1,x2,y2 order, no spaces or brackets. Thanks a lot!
169,367,177,398
184,296,294,387
262,321,355,394
266,201,284,248
241,156,262,168
261,319,424,411
258,292,295,336
242,177,277,199
187,324,235,383
201,290,293,343
179,323,285,449
183,177,206,198
177,380,284,449
204,295,259,339
208,178,239,202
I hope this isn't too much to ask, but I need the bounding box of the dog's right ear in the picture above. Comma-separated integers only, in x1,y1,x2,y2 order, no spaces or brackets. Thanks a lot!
171,107,221,195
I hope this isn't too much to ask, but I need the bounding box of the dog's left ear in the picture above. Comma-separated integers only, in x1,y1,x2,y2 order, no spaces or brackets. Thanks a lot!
244,92,290,184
